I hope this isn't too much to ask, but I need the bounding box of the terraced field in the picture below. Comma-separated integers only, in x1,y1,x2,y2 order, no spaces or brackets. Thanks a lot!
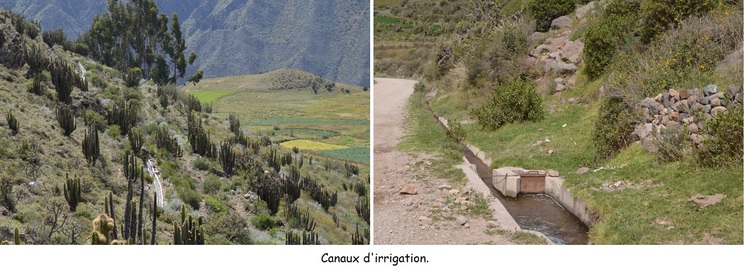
184,69,370,164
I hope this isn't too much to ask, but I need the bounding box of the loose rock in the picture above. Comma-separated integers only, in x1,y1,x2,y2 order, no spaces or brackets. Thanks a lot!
400,183,418,195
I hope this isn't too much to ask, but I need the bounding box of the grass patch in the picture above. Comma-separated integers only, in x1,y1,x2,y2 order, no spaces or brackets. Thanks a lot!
398,91,464,180
192,90,234,104
280,140,347,151
511,231,549,245
319,147,369,164
374,16,401,25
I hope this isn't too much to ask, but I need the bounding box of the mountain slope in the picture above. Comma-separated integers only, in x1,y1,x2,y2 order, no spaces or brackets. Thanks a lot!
0,0,370,87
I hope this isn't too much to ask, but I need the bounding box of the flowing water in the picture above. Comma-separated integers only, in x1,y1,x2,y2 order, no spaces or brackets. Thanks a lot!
463,149,589,245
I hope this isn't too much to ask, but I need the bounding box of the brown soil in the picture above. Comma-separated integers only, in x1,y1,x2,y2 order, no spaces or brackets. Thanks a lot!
373,78,514,244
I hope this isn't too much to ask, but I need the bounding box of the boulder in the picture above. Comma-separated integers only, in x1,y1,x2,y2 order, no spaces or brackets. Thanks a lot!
555,83,566,92
551,16,574,29
703,84,718,96
531,44,553,56
529,32,547,42
547,60,578,74
727,84,740,101
554,77,564,84
633,123,652,140
687,123,699,134
669,89,680,99
576,167,590,174
711,106,727,116
562,40,584,64
576,2,596,19
400,183,418,195
679,90,690,99
710,97,722,107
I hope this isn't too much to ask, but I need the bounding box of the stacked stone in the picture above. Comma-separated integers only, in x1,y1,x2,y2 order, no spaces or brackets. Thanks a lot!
634,84,742,149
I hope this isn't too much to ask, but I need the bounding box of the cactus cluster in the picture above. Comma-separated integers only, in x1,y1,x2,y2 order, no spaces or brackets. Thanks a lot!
128,128,143,156
344,162,359,178
228,114,240,135
155,126,182,157
6,110,18,135
63,173,81,212
82,127,99,166
107,100,138,136
173,205,204,245
280,152,293,166
104,192,119,239
302,175,338,212
283,166,302,204
187,113,216,158
56,104,77,137
218,141,236,176
256,174,282,216
351,224,369,245
122,151,146,243
49,59,77,104
285,230,320,245
267,147,280,172
285,202,316,232
90,214,114,245
23,43,48,78
356,196,370,224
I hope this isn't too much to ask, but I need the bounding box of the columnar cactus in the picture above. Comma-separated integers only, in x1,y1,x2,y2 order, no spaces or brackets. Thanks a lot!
63,173,81,212
82,127,99,166
172,205,204,245
56,104,77,137
6,110,18,135
219,141,235,176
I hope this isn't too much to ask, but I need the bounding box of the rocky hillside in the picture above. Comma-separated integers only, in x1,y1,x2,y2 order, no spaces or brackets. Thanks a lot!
1,9,370,245
0,0,370,87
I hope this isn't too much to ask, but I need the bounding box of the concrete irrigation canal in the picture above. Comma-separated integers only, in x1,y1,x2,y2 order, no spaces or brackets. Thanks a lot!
431,104,590,245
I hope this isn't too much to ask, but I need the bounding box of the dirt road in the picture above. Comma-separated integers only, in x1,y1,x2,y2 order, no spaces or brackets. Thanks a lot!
373,78,513,244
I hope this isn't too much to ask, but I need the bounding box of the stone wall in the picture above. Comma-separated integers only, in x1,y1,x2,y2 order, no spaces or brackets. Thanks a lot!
634,84,742,150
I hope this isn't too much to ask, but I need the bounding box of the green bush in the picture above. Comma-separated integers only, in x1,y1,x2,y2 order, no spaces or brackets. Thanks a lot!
205,195,227,213
107,125,121,138
471,78,544,131
697,105,743,167
251,213,278,230
654,122,690,162
413,82,427,93
639,0,716,44
592,97,638,159
528,0,575,32
446,121,466,142
203,175,222,194
582,0,639,80
193,157,211,171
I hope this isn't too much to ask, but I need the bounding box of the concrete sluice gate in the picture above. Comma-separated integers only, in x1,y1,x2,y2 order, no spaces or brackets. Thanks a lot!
463,149,590,245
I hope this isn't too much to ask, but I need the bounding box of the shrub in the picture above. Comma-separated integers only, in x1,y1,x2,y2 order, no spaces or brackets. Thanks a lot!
654,122,690,162
193,157,211,171
203,175,222,194
639,0,716,44
413,82,427,93
205,195,227,213
251,213,278,230
592,97,638,159
528,0,575,32
446,121,466,142
471,78,544,131
107,125,121,138
582,0,639,80
696,105,743,167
